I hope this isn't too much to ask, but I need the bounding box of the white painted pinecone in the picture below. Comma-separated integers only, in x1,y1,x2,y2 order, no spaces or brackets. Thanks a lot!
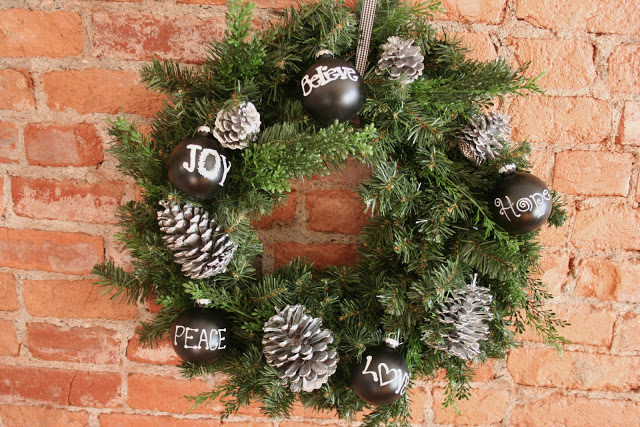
262,305,338,393
376,36,425,83
213,101,261,150
458,112,511,165
157,200,236,279
433,282,493,360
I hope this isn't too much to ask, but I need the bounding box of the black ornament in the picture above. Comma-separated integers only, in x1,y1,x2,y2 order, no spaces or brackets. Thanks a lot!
172,301,229,363
167,126,232,200
489,164,552,234
301,50,365,123
351,339,410,405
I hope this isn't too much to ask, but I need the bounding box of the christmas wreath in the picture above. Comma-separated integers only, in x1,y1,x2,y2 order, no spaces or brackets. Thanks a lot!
93,0,567,424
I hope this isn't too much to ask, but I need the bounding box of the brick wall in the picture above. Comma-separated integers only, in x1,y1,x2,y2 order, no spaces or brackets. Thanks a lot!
0,0,638,425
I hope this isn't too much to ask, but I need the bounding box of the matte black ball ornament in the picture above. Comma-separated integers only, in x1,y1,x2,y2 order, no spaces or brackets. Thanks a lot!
351,338,410,405
172,300,229,363
489,164,552,234
167,126,232,200
301,50,365,123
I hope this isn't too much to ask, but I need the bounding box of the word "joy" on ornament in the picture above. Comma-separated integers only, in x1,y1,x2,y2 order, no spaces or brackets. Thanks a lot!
361,356,410,395
183,144,231,185
174,325,227,351
494,190,552,222
301,66,359,96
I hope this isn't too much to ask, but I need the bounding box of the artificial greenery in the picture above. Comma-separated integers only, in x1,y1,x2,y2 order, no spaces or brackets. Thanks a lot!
92,0,567,425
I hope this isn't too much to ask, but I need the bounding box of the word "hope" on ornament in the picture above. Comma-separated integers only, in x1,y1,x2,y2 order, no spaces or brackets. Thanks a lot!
174,325,227,351
301,66,359,96
494,190,552,222
183,144,231,185
361,356,410,395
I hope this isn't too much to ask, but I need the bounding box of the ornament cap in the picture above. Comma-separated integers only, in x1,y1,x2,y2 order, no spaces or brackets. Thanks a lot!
498,163,517,175
316,49,334,58
196,125,212,135
196,299,211,307
383,337,401,348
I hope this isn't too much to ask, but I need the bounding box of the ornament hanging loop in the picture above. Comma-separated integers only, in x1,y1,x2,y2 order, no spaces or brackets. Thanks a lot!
355,0,378,76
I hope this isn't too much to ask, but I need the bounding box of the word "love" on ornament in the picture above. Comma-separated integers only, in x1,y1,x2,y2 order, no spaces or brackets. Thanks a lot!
494,190,552,222
183,144,231,185
361,355,410,395
174,325,227,351
301,65,359,96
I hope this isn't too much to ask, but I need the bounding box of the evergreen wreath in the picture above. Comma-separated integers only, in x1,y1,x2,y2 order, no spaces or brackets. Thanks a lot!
92,0,568,424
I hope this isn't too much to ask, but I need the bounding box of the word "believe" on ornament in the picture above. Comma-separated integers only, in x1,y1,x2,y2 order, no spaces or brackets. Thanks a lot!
301,66,360,96
494,190,552,222
183,144,231,185
174,325,227,351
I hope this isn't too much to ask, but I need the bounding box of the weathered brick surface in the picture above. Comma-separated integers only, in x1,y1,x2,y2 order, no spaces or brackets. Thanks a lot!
437,0,506,24
617,313,640,353
274,242,357,268
252,191,298,229
0,122,20,164
128,373,217,413
553,151,634,196
0,273,18,311
432,387,510,425
0,69,35,111
456,32,498,62
306,189,367,234
100,413,220,427
608,44,640,94
0,319,19,356
571,202,640,251
618,102,640,145
127,335,181,365
0,405,90,427
24,123,104,167
574,258,640,303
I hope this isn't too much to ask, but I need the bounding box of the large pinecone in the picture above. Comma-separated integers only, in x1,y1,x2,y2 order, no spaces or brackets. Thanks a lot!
375,36,424,83
262,305,338,393
157,201,236,279
213,101,261,150
458,112,511,165
431,279,494,360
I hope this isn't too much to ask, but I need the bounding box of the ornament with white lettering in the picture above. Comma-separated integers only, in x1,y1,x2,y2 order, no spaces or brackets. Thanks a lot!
351,337,410,406
489,164,552,234
172,300,229,364
167,126,232,200
301,50,365,123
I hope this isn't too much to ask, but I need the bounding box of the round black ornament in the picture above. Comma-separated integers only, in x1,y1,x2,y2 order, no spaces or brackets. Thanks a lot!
351,339,410,405
301,50,365,123
489,164,552,234
167,126,231,200
171,301,229,363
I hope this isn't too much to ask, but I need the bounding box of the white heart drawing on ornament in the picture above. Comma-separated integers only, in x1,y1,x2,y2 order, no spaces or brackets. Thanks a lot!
377,363,399,387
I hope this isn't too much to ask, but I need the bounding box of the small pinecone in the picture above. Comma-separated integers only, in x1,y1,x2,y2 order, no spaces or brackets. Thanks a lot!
431,280,493,360
458,112,511,165
157,200,236,280
213,101,261,150
262,305,338,393
375,36,425,83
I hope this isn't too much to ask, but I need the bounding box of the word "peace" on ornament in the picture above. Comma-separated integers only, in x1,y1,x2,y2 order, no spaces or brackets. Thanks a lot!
301,65,360,96
173,324,228,351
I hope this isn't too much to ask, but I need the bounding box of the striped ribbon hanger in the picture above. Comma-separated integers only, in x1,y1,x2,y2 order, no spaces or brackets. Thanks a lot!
355,0,378,76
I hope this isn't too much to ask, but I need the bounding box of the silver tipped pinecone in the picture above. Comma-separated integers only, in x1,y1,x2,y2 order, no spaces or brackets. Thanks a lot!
157,200,236,280
431,278,493,360
375,36,425,83
262,305,338,393
458,112,511,165
213,101,261,150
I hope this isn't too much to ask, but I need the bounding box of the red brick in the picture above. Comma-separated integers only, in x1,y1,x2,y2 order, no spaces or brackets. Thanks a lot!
179,0,294,8
252,191,297,229
0,273,18,311
455,32,498,62
536,205,573,248
0,176,3,216
617,313,640,353
11,177,126,224
571,202,640,251
43,69,164,116
618,102,640,145
0,319,19,356
24,123,104,167
0,228,103,274
128,373,218,414
408,385,428,423
27,323,120,364
291,401,339,419
68,371,123,408
553,151,633,196
530,250,570,295
93,13,224,63
507,348,640,391
280,422,341,427
511,393,640,427
0,9,82,57
436,0,506,24
306,190,367,234
127,334,181,365
0,405,90,427
0,69,35,111
100,413,220,427
550,303,616,347
274,242,357,269
23,279,137,319
510,96,611,145
508,38,596,90
312,157,372,185
574,258,640,303
516,0,640,35
432,387,510,425
0,123,19,163
608,44,640,94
